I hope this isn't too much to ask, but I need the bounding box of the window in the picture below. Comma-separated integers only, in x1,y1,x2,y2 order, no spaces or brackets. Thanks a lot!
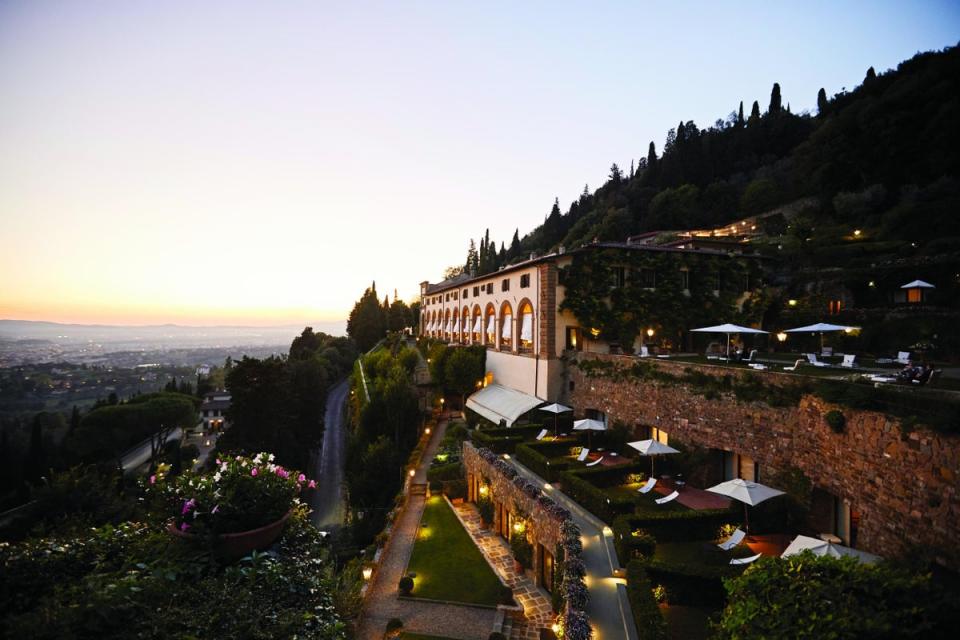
463,289,468,299
501,278,510,292
520,274,530,288
907,289,921,303
486,283,494,294
569,380,575,392
639,268,656,289
829,299,842,314
565,327,582,351
453,291,458,300
680,268,690,290
611,266,626,288
473,286,480,297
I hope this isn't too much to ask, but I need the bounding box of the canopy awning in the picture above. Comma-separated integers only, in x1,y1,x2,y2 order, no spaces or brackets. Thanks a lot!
521,313,533,342
502,314,512,339
466,383,543,427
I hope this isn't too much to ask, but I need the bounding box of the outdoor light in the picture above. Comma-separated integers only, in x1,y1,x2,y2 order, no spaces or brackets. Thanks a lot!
408,469,416,478
602,526,613,537
362,566,373,581
503,454,510,460
788,299,797,306
204,439,211,447
552,623,561,634
590,327,600,337
479,485,489,496
543,483,552,490
440,398,445,405
425,427,431,435
776,332,787,343
869,280,876,287
853,229,862,237
646,328,655,338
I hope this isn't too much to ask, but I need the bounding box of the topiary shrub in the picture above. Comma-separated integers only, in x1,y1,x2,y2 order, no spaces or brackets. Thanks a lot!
510,531,533,569
825,410,846,433
477,495,494,525
385,618,403,638
398,576,414,596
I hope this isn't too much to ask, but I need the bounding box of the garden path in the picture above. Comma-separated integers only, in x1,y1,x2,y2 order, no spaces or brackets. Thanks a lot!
356,419,497,640
509,459,640,640
453,501,554,639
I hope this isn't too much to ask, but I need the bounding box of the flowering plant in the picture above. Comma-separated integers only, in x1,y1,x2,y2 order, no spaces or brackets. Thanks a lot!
150,452,316,536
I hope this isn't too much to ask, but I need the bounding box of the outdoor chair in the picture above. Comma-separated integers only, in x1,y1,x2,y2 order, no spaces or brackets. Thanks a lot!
638,345,651,357
730,553,763,565
783,359,804,371
638,477,657,494
748,363,768,370
821,347,833,357
576,448,590,462
655,491,679,505
535,429,548,441
896,351,911,364
911,369,940,387
717,528,746,551
806,353,829,367
742,349,758,363
841,354,857,368
585,456,604,467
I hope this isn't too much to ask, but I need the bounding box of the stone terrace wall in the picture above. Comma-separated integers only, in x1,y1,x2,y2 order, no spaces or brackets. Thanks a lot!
567,353,960,569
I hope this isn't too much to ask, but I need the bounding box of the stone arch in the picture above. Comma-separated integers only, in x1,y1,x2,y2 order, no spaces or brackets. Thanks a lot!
499,301,514,352
471,305,483,344
461,306,470,343
484,303,497,346
517,298,535,352
443,309,451,340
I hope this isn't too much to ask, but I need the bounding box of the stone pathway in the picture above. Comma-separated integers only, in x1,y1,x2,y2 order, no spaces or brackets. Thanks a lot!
454,502,556,639
356,419,497,640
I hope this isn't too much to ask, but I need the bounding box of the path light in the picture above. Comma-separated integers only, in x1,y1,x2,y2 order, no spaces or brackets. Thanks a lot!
503,454,510,460
777,332,788,343
788,299,798,307
646,328,655,338
408,469,416,478
479,485,489,496
205,439,211,447
854,229,862,237
602,526,613,537
362,566,373,581
543,483,552,490
425,427,431,435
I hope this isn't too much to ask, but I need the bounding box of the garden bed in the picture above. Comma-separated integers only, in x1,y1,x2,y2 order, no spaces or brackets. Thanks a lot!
404,496,505,607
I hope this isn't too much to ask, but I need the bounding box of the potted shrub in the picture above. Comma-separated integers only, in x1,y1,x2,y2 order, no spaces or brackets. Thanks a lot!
477,495,494,528
155,452,315,561
510,529,533,572
398,575,414,596
385,618,404,638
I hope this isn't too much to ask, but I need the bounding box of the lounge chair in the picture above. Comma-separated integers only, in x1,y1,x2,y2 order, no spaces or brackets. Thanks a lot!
535,429,548,441
655,491,679,505
576,448,590,462
638,345,651,358
821,347,833,357
896,351,911,365
806,353,829,368
742,349,758,363
748,363,768,370
841,354,857,368
717,528,746,551
638,477,657,494
585,456,604,467
730,553,763,565
783,359,804,371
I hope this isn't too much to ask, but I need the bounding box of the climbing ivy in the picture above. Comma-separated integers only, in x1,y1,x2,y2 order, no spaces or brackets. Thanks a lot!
559,248,764,349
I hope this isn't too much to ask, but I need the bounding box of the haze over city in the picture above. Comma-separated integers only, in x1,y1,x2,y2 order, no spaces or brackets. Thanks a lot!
1,0,957,326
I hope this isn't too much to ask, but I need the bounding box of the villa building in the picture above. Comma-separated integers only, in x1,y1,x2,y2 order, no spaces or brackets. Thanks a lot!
199,390,231,432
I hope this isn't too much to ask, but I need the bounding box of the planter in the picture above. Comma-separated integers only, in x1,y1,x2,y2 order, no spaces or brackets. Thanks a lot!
168,509,292,561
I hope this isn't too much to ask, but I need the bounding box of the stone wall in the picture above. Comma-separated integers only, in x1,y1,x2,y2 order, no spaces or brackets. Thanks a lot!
567,353,960,569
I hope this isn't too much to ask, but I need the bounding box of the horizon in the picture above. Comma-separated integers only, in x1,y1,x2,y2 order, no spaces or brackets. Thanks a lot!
1,1,958,326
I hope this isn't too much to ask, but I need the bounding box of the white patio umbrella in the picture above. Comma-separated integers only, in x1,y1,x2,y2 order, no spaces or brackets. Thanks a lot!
539,402,572,436
784,322,860,352
900,279,935,289
573,418,607,447
691,323,768,359
706,478,785,533
627,439,680,476
780,535,880,564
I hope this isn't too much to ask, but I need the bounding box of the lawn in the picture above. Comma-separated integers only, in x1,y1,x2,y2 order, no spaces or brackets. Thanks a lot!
655,541,754,566
605,483,687,516
405,496,504,607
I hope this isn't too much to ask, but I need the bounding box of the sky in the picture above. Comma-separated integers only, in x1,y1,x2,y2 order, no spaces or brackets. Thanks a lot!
1,1,958,327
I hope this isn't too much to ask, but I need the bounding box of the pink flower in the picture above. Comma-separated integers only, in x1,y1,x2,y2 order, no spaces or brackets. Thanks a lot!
298,473,306,483
216,458,222,465
211,504,220,514
182,498,196,515
308,479,317,489
149,475,156,485
180,522,191,532
251,468,258,477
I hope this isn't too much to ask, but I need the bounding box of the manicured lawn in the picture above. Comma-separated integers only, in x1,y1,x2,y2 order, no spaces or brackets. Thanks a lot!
405,496,503,607
655,541,754,566
606,483,687,516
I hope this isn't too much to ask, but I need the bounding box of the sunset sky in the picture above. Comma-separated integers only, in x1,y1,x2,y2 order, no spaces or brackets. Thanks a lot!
1,1,958,327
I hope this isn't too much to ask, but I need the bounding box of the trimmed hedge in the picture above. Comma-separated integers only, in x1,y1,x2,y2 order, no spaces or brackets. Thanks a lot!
514,444,570,482
559,471,636,523
626,561,668,640
613,510,740,563
643,557,743,607
470,424,545,454
426,462,463,483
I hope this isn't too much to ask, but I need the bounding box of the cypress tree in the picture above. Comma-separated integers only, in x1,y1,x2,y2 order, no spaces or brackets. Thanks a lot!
748,101,761,124
25,414,45,483
865,66,876,83
647,141,657,166
817,88,828,115
737,101,744,127
769,83,782,114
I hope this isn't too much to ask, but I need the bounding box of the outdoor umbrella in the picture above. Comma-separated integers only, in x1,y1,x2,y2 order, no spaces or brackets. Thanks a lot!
784,322,860,353
573,418,606,447
627,439,680,476
780,535,880,564
691,323,768,359
900,279,935,289
706,478,785,533
539,402,572,436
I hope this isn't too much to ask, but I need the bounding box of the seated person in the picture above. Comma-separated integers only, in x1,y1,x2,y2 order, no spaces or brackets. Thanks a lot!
897,361,919,382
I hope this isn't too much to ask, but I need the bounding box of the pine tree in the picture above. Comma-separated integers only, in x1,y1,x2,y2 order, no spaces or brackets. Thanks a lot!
464,238,478,274
749,101,761,124
817,88,828,115
737,101,744,127
769,83,782,114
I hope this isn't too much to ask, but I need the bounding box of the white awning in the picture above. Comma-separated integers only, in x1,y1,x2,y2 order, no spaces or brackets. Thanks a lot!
466,383,543,427
446,320,453,333
521,313,533,342
473,315,482,333
501,314,512,339
486,315,495,336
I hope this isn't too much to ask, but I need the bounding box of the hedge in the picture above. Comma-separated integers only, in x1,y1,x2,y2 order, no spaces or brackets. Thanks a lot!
642,557,743,607
559,471,636,523
613,510,740,563
514,444,570,482
426,462,463,483
626,561,668,640
566,461,646,487
470,424,545,454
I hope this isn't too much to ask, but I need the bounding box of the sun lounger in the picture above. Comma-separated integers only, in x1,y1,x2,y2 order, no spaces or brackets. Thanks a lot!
585,456,604,467
655,491,679,505
576,448,590,462
535,429,548,441
638,345,651,357
821,347,833,357
783,359,804,371
806,353,829,368
742,349,758,363
896,351,911,365
748,363,768,370
840,354,857,368
730,553,763,565
638,477,657,494
717,528,746,551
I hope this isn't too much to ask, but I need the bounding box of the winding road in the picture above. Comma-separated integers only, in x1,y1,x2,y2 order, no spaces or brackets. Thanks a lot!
311,379,350,530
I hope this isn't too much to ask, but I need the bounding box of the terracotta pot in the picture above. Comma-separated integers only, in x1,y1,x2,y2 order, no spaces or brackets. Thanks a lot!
168,510,292,561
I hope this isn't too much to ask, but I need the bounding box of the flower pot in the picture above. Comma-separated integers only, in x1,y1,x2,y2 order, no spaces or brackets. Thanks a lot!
168,509,292,561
